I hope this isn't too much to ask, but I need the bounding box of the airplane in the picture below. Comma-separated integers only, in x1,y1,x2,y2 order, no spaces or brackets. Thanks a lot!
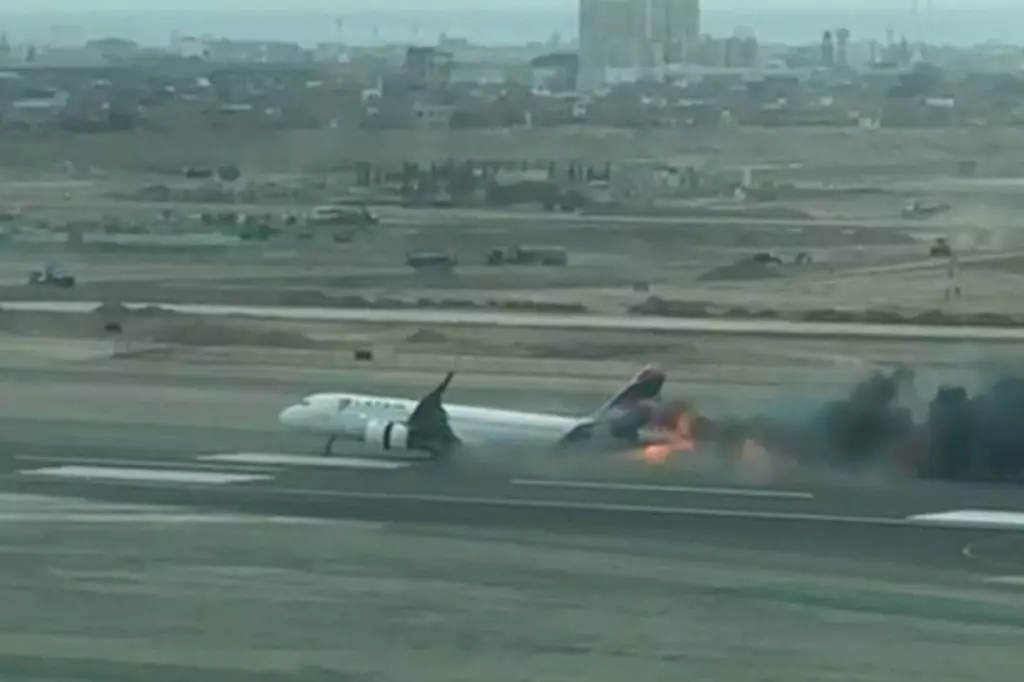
277,365,674,461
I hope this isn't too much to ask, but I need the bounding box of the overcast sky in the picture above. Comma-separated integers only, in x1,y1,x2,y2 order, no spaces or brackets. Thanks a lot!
4,1,1020,11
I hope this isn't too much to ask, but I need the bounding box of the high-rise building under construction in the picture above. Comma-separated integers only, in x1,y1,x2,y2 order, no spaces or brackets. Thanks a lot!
578,0,700,90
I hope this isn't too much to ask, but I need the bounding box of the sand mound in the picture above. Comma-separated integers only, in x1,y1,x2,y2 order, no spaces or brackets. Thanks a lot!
93,301,130,319
628,297,715,317
406,328,449,344
697,261,786,282
155,321,318,348
487,299,587,313
628,297,1024,328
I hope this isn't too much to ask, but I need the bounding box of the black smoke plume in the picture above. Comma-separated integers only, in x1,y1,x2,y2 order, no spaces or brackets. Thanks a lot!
696,368,1024,484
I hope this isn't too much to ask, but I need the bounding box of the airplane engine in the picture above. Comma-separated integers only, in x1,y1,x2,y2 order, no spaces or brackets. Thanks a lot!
364,419,413,451
336,414,434,459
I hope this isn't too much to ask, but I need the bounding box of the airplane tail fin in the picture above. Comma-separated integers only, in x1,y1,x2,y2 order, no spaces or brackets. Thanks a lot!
556,365,666,448
590,364,666,419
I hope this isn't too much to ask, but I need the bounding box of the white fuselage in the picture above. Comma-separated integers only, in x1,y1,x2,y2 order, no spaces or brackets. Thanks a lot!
278,392,580,454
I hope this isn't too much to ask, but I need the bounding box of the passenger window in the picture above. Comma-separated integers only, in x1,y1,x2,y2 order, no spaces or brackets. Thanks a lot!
337,398,352,411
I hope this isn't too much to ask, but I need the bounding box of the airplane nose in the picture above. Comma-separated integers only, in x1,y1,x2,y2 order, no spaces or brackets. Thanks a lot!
278,405,302,428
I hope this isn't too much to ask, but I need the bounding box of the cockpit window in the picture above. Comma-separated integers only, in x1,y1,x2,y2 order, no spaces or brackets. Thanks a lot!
299,398,311,406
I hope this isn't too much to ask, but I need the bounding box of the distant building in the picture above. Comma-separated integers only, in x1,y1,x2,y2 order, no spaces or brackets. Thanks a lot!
201,39,308,64
822,31,835,67
170,34,206,59
578,0,700,90
836,28,851,68
83,37,139,63
529,52,579,92
4,91,69,130
412,101,456,129
404,47,453,89
724,36,743,68
647,0,701,65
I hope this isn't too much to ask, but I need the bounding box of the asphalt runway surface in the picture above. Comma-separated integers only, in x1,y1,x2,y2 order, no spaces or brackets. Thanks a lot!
1,372,1024,679
3,433,1024,578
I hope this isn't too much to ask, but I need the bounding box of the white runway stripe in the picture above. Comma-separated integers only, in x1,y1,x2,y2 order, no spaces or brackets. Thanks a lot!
0,512,318,524
19,466,270,485
511,478,814,499
199,453,416,470
15,455,278,473
908,510,1024,529
978,575,1024,587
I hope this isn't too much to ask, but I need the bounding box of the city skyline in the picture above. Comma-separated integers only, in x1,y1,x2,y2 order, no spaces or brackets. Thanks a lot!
1,2,1022,46
4,1,1024,11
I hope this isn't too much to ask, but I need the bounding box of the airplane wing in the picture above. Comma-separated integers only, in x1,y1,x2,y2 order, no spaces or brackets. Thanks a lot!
406,371,462,454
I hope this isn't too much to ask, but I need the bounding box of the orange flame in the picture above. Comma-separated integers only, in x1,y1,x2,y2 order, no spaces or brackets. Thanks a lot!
741,438,768,461
636,408,697,464
639,443,673,464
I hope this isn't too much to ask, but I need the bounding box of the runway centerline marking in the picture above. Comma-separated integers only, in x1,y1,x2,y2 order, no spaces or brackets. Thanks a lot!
14,472,1024,531
908,510,1024,529
199,453,416,470
15,455,278,474
19,466,271,485
7,475,912,526
977,575,1024,587
0,512,326,524
510,478,814,499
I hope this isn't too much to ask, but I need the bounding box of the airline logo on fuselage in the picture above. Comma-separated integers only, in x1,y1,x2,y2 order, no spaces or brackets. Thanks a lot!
333,395,410,413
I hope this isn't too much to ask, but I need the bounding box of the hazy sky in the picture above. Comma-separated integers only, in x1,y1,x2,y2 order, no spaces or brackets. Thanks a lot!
4,0,1015,44
4,1,1019,10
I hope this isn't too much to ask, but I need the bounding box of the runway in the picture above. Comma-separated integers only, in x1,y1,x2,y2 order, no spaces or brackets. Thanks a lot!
5,300,1024,341
0,370,1023,679
3,436,1024,584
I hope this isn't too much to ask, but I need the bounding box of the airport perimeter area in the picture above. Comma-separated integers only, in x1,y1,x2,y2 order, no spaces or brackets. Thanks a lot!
1,159,1024,679
5,67,1024,682
2,139,1024,679
0,305,1022,681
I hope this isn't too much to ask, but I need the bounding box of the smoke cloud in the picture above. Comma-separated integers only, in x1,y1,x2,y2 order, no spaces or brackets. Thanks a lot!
695,367,1024,484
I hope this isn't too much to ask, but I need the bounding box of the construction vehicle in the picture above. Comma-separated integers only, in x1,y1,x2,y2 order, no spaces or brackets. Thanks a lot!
486,244,568,266
750,251,784,266
929,238,953,257
902,200,951,219
307,204,379,227
28,263,75,288
240,223,282,241
407,250,457,272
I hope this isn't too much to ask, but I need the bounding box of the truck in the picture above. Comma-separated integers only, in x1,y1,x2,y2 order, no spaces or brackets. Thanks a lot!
902,200,951,219
486,244,568,266
929,238,953,257
307,204,379,227
301,204,379,242
406,250,458,272
28,263,75,288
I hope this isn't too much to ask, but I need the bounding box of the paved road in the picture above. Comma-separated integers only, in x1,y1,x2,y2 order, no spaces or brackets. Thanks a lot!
3,432,1024,582
5,300,1024,341
1,421,1023,680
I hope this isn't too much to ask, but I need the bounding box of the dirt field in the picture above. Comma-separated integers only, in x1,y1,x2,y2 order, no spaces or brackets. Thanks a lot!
0,333,1021,682
1,127,1023,681
0,127,1021,170
0,233,1022,322
2,125,1024,324
0,308,1016,416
